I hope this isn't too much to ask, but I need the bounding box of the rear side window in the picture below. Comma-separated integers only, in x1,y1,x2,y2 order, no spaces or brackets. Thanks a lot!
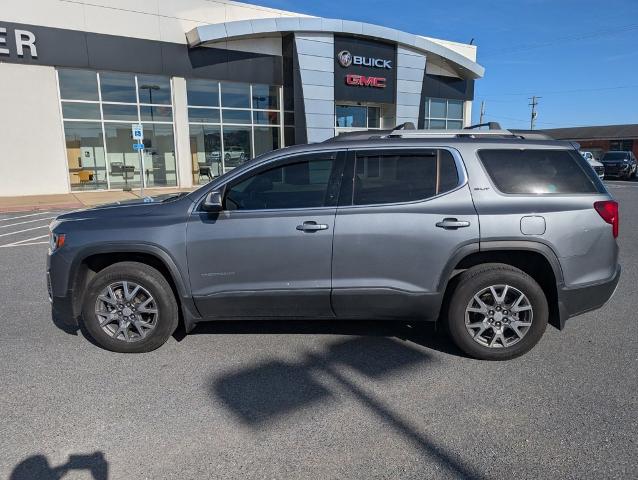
353,150,459,205
478,149,603,194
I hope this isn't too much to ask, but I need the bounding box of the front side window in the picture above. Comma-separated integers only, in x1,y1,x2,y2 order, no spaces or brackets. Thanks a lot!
353,150,459,205
225,153,339,211
478,149,604,194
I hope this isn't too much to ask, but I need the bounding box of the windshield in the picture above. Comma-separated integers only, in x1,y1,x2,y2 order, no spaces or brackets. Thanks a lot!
602,152,629,161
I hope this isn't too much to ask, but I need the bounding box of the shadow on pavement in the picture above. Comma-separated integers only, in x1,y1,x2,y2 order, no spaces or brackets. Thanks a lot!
10,451,108,480
210,336,483,479
186,319,466,358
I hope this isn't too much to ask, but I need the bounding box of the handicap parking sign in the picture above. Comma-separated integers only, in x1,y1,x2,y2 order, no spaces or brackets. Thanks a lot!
131,123,143,140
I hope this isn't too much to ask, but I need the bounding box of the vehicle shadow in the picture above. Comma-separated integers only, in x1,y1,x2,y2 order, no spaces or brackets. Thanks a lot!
209,336,483,479
182,318,467,358
10,451,108,480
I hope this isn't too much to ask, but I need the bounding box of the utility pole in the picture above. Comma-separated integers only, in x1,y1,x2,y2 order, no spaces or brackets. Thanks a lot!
479,100,486,124
528,96,541,130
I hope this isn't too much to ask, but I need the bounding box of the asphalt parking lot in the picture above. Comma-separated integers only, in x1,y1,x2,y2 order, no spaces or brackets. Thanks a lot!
1,182,636,480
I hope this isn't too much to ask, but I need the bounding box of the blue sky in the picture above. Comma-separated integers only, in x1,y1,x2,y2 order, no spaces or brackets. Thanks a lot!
249,0,638,129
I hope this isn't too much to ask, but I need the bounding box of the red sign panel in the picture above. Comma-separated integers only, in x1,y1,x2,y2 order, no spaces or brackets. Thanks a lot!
345,74,387,88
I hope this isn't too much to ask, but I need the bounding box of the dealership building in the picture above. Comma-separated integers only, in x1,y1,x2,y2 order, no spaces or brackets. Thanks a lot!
0,0,483,196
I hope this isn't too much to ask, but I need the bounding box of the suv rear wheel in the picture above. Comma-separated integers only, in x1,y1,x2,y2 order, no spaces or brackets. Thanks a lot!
81,262,178,353
446,263,548,360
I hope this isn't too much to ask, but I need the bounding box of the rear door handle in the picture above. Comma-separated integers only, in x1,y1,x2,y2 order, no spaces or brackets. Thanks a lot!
296,221,329,232
436,218,471,229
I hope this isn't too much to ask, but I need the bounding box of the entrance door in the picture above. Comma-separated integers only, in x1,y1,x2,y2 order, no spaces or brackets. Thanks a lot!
186,150,345,318
331,148,479,319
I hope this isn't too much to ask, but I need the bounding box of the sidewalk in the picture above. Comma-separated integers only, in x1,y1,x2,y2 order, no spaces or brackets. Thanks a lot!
0,188,195,213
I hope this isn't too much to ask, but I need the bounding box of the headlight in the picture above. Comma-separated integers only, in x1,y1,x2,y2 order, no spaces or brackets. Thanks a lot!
48,219,65,252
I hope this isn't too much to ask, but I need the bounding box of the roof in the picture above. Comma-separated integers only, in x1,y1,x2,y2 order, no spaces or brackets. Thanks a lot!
185,16,484,80
541,124,638,141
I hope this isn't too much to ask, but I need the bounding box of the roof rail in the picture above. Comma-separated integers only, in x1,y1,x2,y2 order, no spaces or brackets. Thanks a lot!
386,128,518,139
464,122,502,130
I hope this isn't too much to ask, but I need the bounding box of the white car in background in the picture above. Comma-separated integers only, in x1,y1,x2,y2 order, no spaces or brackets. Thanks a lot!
580,151,605,180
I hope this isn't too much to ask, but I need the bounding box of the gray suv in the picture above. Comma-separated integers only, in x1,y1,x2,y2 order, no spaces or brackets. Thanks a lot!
48,126,621,360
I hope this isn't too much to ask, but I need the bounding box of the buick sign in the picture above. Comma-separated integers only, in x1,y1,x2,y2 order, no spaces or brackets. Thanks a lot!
337,50,392,69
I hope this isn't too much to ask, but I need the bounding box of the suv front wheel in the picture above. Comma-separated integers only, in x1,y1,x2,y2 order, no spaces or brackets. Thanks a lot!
446,263,548,360
81,262,179,353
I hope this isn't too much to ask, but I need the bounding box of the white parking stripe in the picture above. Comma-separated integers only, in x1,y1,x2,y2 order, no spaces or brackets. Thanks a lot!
0,211,52,222
0,225,48,238
0,241,48,248
0,216,56,229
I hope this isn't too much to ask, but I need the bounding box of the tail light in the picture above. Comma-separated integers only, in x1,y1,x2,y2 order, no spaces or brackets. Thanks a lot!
594,201,619,238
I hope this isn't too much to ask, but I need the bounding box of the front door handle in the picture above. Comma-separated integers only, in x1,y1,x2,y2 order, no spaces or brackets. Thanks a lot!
296,221,329,232
436,218,471,230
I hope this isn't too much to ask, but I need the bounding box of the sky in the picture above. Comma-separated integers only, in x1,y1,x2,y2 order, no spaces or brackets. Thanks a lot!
248,0,638,129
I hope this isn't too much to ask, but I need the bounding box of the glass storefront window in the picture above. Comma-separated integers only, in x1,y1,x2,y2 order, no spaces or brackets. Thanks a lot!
137,75,172,104
252,84,279,109
141,124,177,187
102,103,138,122
61,102,101,120
254,127,281,157
100,72,137,103
188,108,220,124
424,97,465,130
222,109,251,124
103,123,141,189
58,69,99,101
335,105,382,131
64,122,107,190
187,79,219,107
186,79,283,184
190,124,223,185
221,82,250,108
223,126,252,169
58,69,176,191
140,105,173,122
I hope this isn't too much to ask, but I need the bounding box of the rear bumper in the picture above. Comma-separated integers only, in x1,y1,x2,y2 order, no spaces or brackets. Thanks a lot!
557,265,621,329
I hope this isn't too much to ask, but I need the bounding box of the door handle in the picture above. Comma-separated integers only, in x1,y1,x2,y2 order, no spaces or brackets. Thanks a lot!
296,221,329,232
436,218,471,229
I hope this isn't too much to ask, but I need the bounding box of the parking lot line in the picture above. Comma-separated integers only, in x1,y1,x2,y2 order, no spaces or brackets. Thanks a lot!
0,234,49,248
0,225,49,238
0,216,56,229
0,211,52,222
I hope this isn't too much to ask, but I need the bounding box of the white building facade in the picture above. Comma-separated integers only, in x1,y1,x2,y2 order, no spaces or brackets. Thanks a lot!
0,0,483,196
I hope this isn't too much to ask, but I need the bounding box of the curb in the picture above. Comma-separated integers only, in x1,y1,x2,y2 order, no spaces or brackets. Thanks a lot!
0,202,84,214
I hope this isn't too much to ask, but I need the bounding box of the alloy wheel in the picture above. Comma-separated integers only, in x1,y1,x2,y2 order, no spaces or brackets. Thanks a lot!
94,281,158,342
465,284,533,348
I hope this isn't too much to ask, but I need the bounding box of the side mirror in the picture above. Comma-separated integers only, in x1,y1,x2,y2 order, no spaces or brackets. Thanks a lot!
202,190,223,212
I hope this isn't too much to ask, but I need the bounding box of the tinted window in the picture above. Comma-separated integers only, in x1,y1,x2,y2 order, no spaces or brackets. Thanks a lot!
137,75,171,104
602,152,629,161
58,69,99,101
100,72,137,103
225,153,339,210
187,79,219,107
353,150,459,205
479,149,602,194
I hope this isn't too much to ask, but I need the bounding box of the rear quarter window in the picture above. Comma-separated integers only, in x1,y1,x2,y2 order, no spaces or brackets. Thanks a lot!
478,149,604,194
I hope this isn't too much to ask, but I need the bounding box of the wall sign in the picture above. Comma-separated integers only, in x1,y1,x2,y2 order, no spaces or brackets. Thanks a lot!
0,26,37,58
334,35,396,103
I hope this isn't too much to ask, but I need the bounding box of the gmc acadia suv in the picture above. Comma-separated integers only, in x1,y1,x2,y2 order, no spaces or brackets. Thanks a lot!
48,126,621,360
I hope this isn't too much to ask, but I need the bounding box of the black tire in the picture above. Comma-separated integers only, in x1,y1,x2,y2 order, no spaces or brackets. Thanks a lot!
446,263,548,360
81,261,178,353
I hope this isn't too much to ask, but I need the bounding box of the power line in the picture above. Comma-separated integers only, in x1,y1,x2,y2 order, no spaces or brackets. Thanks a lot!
478,84,638,99
480,23,638,57
528,96,541,130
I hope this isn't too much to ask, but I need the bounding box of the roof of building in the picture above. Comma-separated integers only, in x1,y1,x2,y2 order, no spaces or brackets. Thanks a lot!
541,124,638,140
186,16,484,79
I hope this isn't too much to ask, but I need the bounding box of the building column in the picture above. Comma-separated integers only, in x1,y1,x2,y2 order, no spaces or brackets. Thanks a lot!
396,46,426,127
172,77,193,189
294,33,335,143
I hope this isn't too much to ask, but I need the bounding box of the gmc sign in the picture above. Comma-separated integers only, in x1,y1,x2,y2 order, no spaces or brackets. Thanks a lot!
345,74,386,88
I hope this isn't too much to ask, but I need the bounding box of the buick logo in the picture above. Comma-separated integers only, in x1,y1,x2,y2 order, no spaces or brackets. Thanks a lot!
337,50,353,68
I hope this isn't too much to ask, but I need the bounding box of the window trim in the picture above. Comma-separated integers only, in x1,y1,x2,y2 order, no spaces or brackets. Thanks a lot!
337,147,468,208
476,148,606,197
203,150,347,213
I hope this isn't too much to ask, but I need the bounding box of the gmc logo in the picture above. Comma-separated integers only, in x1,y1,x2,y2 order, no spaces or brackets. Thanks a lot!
345,74,387,88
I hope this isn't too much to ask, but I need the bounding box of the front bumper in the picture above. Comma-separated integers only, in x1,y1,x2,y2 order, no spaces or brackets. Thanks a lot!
557,265,621,329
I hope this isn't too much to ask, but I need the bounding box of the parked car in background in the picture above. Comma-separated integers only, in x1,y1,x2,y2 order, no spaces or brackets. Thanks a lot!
48,125,620,360
224,147,248,167
601,151,637,179
580,151,605,179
